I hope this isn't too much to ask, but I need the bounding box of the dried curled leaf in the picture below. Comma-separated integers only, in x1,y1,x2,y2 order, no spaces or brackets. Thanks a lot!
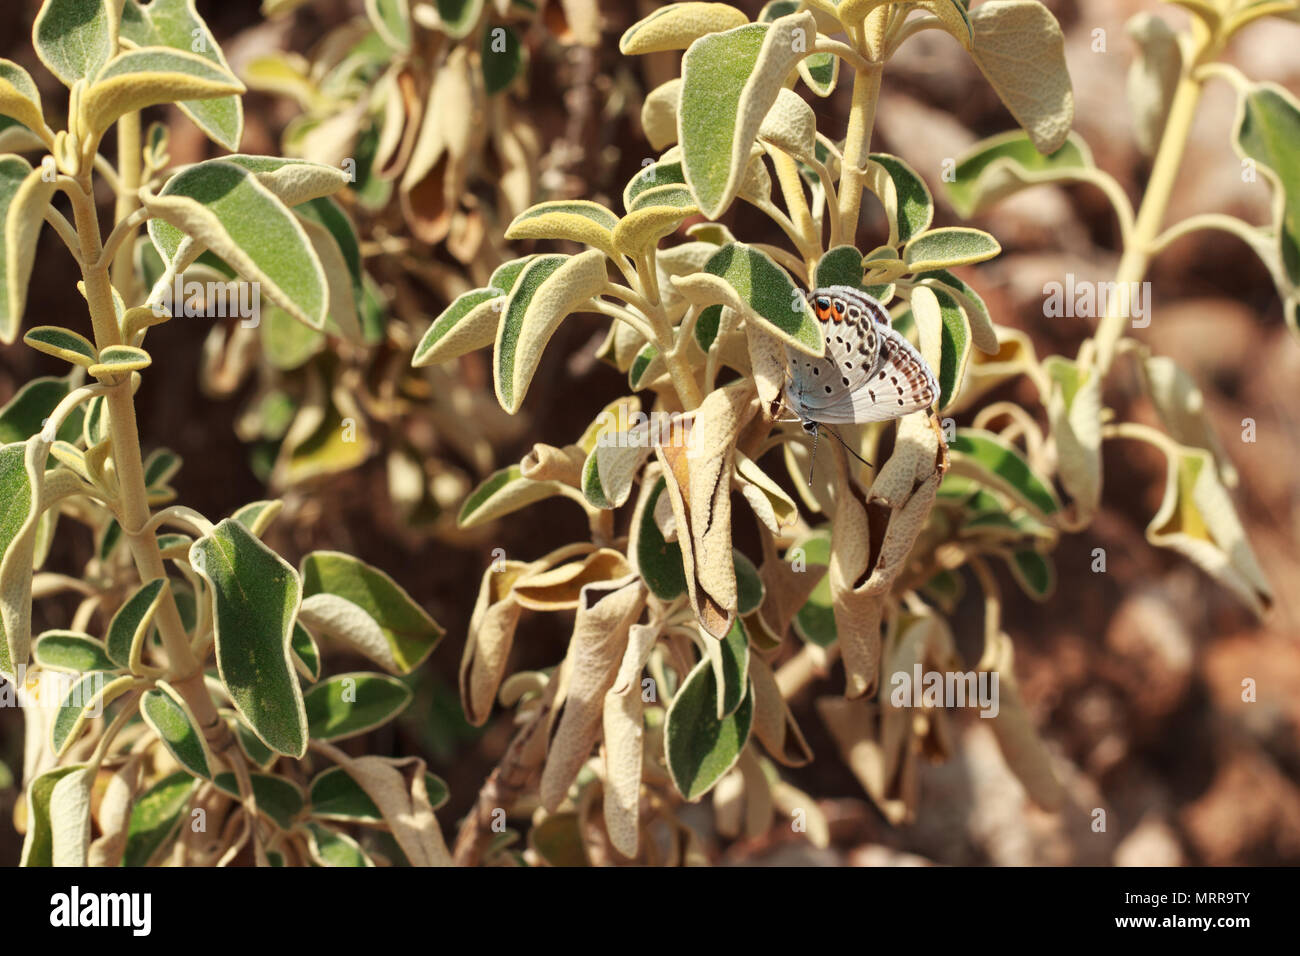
539,574,647,811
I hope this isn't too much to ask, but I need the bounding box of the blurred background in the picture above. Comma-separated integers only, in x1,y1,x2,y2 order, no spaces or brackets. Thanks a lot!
0,0,1296,865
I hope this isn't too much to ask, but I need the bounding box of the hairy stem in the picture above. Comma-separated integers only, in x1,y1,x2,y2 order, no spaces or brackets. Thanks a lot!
66,176,216,732
1088,62,1205,375
837,61,883,246
111,110,142,300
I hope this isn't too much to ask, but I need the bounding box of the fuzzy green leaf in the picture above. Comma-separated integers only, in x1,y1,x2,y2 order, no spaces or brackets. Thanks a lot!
104,577,167,670
303,672,413,741
673,242,823,356
33,0,116,88
122,771,196,867
300,551,443,675
494,250,608,413
141,681,212,778
32,630,116,673
1236,84,1300,286
119,0,243,150
190,518,307,757
146,159,328,330
664,657,754,801
945,130,1094,218
948,429,1061,518
903,227,1001,273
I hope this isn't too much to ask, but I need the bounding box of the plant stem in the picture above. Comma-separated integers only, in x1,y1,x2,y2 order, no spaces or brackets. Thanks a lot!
1088,67,1205,375
634,256,702,409
111,111,142,299
67,176,217,733
837,61,883,246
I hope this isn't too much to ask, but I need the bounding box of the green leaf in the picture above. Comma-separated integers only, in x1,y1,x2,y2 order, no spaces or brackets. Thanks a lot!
0,375,82,443
119,0,243,150
293,195,365,340
3,158,58,342
122,771,196,867
869,153,934,245
613,184,700,254
412,288,503,367
260,304,324,370
457,463,568,528
815,245,867,290
1006,549,1054,600
303,672,413,741
1044,355,1102,520
664,657,754,800
51,672,135,755
300,551,444,674
33,630,116,672
628,342,663,390
213,772,305,830
82,394,108,446
631,475,687,600
678,12,817,218
145,160,328,330
673,242,823,356
104,578,167,671
0,440,42,680
911,268,999,355
141,681,212,778
903,227,1001,273
89,344,151,378
23,326,96,367
789,531,835,647
0,60,49,142
228,711,276,769
911,286,970,411
19,764,85,866
143,447,181,489
481,23,522,94
1235,84,1300,286
217,155,349,206
759,0,836,97
624,157,688,212
304,821,374,866
33,0,116,88
309,766,382,823
733,550,764,616
291,620,320,680
694,303,723,351
494,250,608,413
948,429,1061,518
310,766,450,822
945,130,1094,218
621,3,751,54
80,46,243,144
190,518,307,757
366,0,412,50
434,0,485,39
711,616,751,718
506,202,619,257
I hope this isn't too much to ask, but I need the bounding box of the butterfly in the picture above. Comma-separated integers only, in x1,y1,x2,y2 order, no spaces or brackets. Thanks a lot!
782,285,939,476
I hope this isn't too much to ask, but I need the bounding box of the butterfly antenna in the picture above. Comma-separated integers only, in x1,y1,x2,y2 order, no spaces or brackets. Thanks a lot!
806,425,819,487
824,425,873,469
